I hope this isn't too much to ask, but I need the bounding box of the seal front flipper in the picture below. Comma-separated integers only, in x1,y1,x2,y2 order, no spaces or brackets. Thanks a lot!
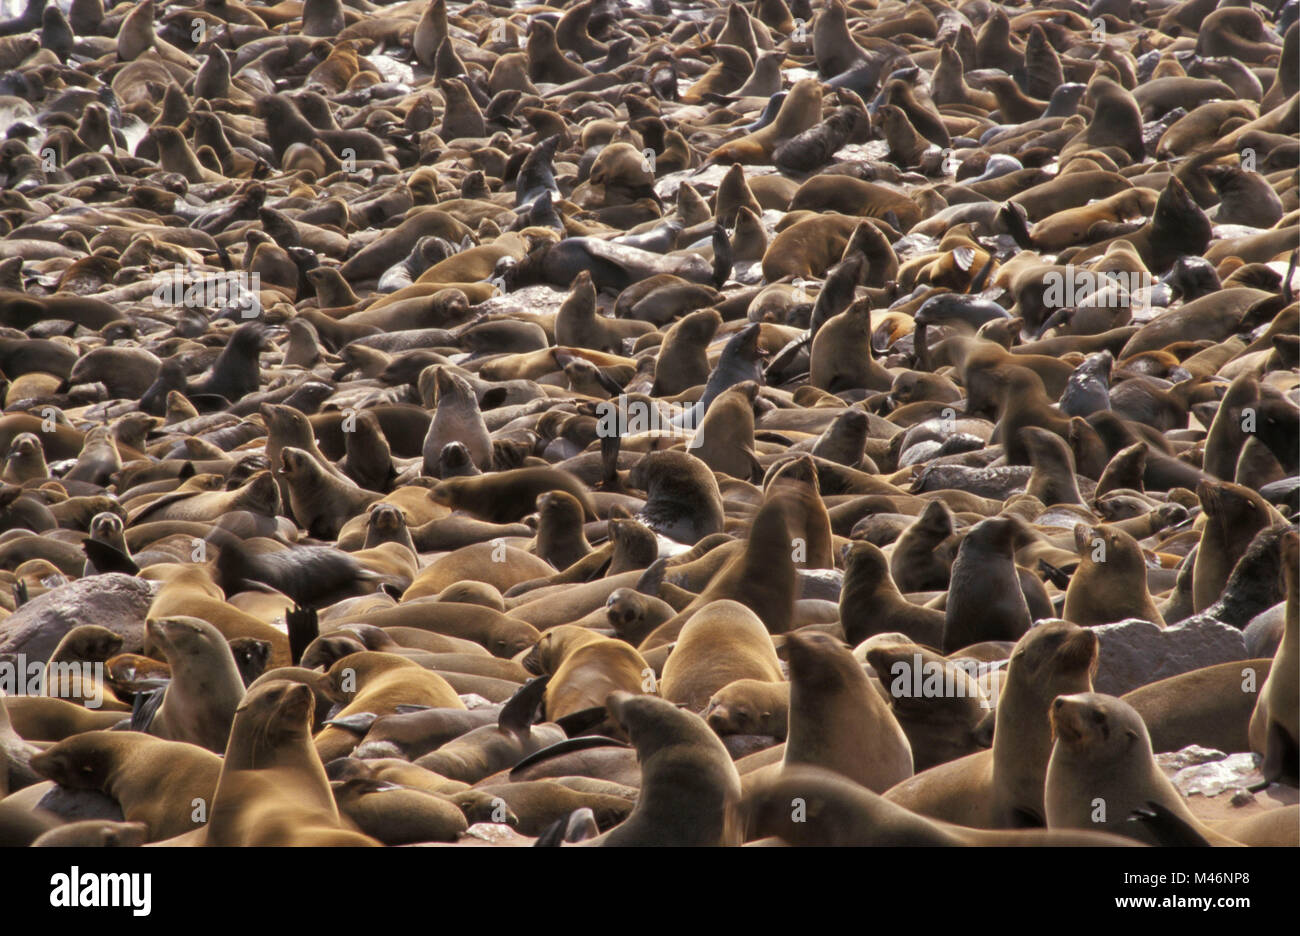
533,814,569,847
592,365,625,397
968,253,996,294
508,736,631,778
324,712,379,735
499,674,551,737
554,705,610,737
81,539,139,576
533,807,599,846
598,432,621,492
712,224,732,288
1127,801,1212,847
764,333,811,385
287,605,319,666
1037,558,1071,590
997,201,1034,250
633,557,669,597
130,687,166,734
186,393,232,413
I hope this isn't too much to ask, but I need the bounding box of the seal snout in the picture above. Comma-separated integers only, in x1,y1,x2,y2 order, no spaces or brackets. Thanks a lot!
1049,693,1103,747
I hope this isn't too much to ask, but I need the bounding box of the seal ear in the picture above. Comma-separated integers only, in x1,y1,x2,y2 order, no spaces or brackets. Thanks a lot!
972,709,995,748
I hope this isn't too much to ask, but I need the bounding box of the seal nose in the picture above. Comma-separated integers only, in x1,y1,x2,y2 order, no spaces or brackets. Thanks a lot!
1053,696,1066,710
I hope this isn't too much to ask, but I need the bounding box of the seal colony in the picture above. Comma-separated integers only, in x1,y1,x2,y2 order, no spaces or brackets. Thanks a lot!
0,0,1296,848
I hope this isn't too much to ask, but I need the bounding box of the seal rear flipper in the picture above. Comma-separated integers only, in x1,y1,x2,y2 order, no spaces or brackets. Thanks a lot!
286,605,319,666
81,539,140,576
1127,801,1212,847
498,674,551,736
130,687,166,734
508,736,630,778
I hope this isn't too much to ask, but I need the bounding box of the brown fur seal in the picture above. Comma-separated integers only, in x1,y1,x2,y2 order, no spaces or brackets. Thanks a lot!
1192,480,1278,612
840,541,945,647
703,679,789,740
1063,524,1165,627
783,631,913,793
431,468,596,523
1045,693,1238,846
660,600,784,713
527,625,649,722
885,621,1098,828
208,680,377,846
589,692,742,846
865,641,990,772
422,367,492,476
1249,530,1298,784
141,616,246,754
31,732,221,841
943,516,1032,653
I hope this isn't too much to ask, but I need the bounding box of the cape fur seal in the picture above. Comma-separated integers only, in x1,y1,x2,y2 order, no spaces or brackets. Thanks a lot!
0,0,1292,854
